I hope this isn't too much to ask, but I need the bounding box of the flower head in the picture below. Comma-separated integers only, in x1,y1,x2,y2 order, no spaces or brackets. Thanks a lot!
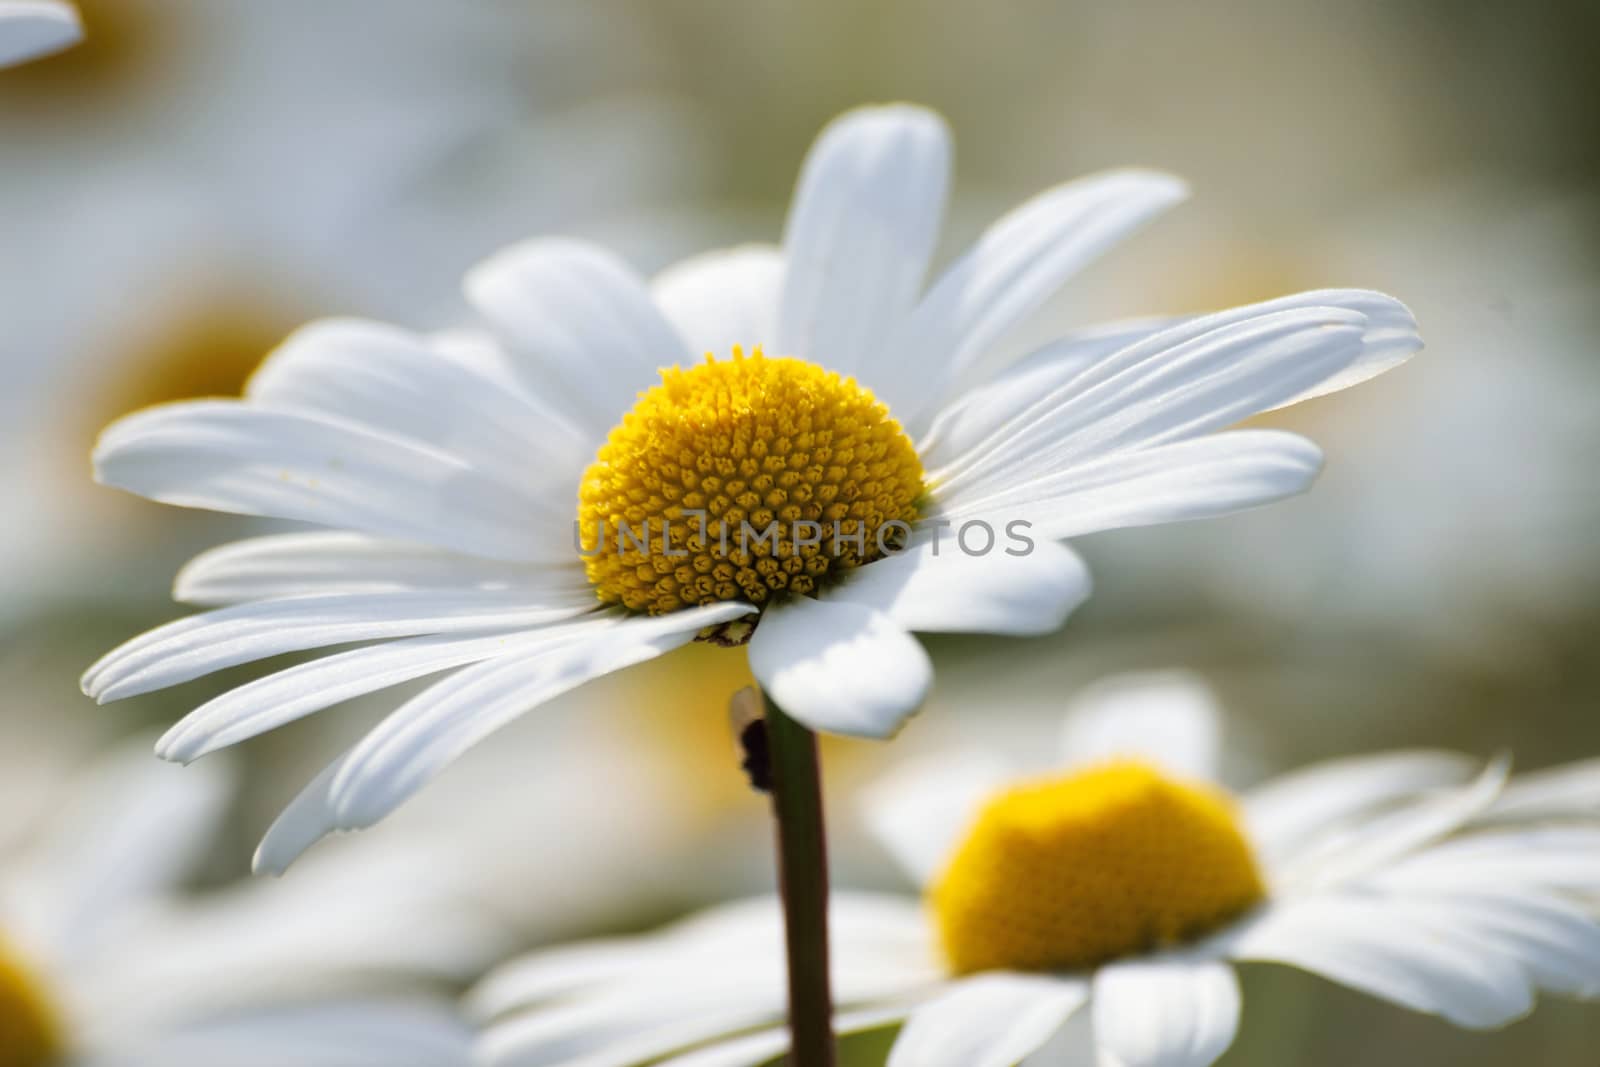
475,674,1600,1067
86,104,1420,868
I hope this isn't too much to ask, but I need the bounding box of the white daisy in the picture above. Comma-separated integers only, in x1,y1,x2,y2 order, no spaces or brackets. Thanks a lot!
0,736,495,1066
472,672,1600,1067
0,1,79,68
85,103,1421,869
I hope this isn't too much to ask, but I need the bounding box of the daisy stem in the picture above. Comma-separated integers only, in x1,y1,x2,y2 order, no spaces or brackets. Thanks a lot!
762,691,838,1067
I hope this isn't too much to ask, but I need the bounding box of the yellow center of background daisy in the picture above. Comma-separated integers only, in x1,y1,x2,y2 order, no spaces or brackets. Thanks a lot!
932,761,1266,974
0,937,63,1067
578,348,924,614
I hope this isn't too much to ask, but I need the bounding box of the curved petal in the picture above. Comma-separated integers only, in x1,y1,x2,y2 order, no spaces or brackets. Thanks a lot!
880,169,1189,426
917,316,1183,468
254,604,753,872
1057,671,1223,781
82,590,596,703
747,596,932,739
1242,750,1477,871
931,305,1370,505
1091,959,1240,1067
247,318,590,492
93,401,572,563
949,430,1324,542
860,751,1013,888
1222,895,1534,1029
465,238,689,441
830,538,1090,636
0,1,80,68
778,105,950,380
888,972,1086,1067
652,245,784,359
175,532,584,606
155,630,558,764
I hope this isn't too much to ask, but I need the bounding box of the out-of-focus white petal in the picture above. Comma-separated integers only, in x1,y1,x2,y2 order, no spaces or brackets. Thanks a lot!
888,972,1086,1067
831,538,1090,637
1057,671,1223,782
0,1,80,69
860,752,1013,888
1091,958,1240,1067
652,246,784,359
1243,750,1477,870
1222,894,1534,1029
880,169,1188,426
747,596,931,739
465,238,688,442
778,105,950,380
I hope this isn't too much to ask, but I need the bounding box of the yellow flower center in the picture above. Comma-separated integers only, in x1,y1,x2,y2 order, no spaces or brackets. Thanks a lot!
578,348,924,614
932,761,1266,974
0,936,63,1067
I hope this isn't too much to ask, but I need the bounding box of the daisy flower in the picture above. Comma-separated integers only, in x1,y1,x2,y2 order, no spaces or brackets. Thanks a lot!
0,1,79,68
473,672,1600,1067
0,735,496,1066
85,103,1421,868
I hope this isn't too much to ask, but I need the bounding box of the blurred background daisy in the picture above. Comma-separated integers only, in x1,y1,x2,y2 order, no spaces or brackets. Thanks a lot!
3,2,1597,1064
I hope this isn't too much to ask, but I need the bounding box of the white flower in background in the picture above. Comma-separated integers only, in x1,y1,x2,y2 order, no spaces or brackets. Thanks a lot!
0,1,79,68
0,737,495,1066
85,103,1420,870
474,673,1600,1067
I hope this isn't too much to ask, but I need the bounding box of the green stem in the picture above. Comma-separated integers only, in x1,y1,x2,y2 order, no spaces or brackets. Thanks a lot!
763,691,838,1067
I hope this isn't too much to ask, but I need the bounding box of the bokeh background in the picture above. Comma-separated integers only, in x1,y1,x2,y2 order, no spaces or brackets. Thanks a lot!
3,1,1597,1063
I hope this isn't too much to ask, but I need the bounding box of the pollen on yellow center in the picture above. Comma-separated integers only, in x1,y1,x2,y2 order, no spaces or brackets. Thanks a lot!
578,348,925,614
0,936,63,1067
932,761,1267,975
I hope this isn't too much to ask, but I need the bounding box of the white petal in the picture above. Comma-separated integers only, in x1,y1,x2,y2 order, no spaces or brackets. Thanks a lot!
917,316,1184,468
1485,758,1600,822
83,590,595,703
1258,289,1422,409
1242,750,1477,870
97,1000,474,1067
949,430,1323,541
1371,829,1600,896
1092,959,1240,1067
651,246,784,359
644,1008,912,1067
1057,671,1223,781
247,318,590,493
93,401,571,563
778,105,951,380
1222,895,1533,1029
156,630,559,763
0,1,79,68
465,238,688,442
932,306,1369,507
860,752,1013,887
174,532,585,606
4,738,231,959
747,596,932,738
1282,756,1510,890
888,972,1086,1067
1382,890,1600,999
255,605,753,872
831,538,1090,636
880,170,1189,426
